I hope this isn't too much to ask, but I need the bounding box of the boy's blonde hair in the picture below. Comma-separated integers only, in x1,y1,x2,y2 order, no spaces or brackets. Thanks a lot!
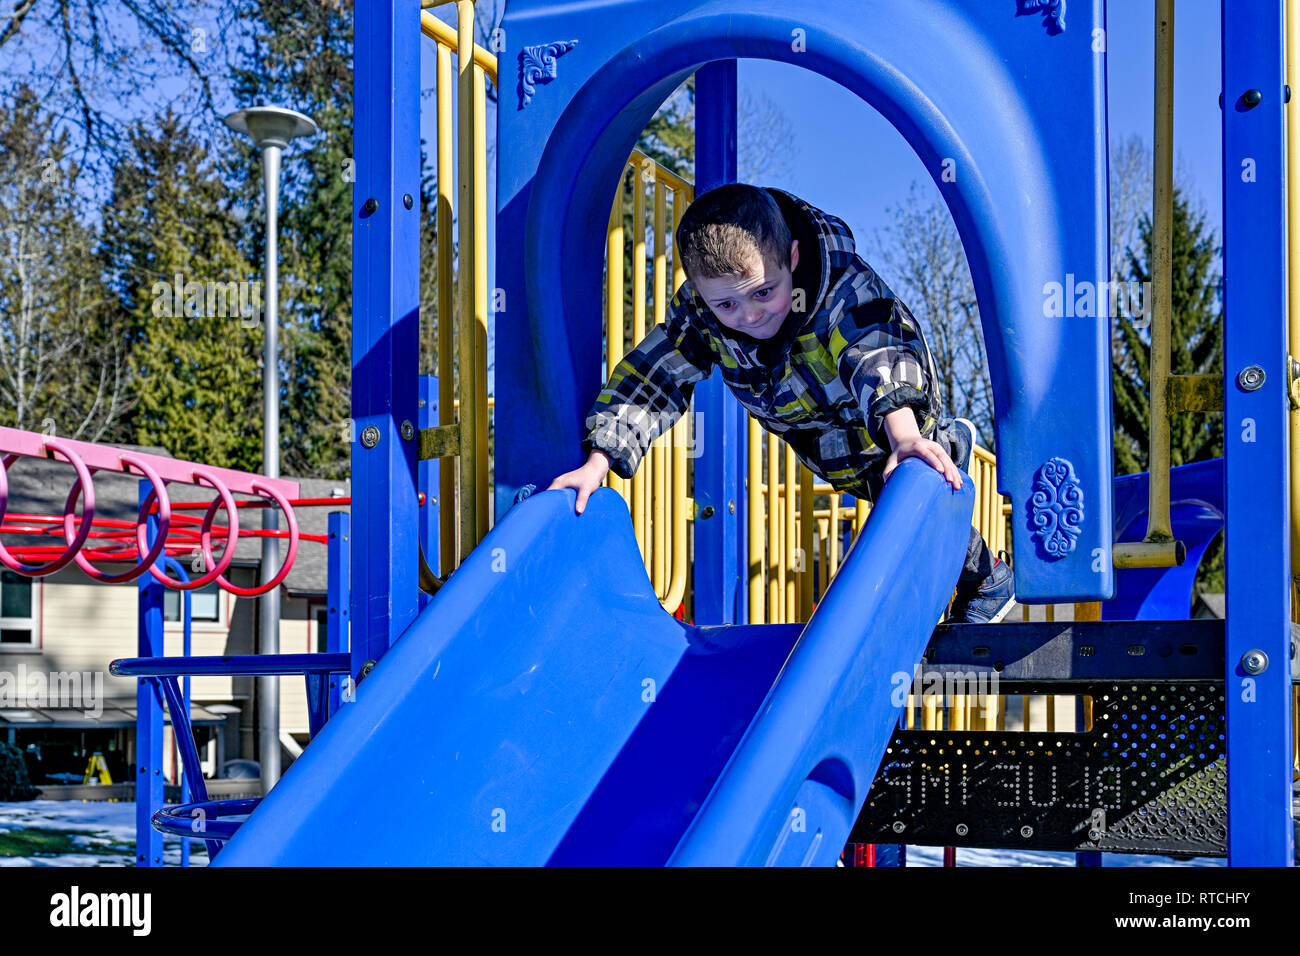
674,183,793,285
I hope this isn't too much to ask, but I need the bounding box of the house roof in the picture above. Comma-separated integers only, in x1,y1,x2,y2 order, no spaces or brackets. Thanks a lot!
2,444,349,596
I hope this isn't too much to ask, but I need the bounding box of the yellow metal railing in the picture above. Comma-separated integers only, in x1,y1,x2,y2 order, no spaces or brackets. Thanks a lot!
746,432,1011,626
604,151,694,614
745,428,1029,733
418,2,494,571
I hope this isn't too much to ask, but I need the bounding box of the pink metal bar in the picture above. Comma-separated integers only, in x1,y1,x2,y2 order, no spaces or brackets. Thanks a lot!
68,452,173,583
215,479,301,597
0,426,299,500
0,440,97,576
142,467,241,590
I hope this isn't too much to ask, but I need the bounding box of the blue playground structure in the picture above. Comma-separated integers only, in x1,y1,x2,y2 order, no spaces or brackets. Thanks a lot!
110,0,1295,865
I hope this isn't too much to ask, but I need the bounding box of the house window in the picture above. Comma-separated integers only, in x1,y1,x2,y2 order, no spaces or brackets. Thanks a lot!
315,605,329,653
164,581,222,624
0,571,38,647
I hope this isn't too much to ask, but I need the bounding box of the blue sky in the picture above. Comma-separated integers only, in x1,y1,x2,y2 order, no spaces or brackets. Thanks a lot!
730,0,1222,249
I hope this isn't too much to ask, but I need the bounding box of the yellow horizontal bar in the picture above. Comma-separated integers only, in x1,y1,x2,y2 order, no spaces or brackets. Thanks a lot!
1167,373,1223,413
420,9,498,80
1113,540,1186,568
628,148,694,195
418,424,461,460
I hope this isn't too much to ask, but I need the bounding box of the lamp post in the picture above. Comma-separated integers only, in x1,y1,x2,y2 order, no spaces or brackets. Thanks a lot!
223,106,318,792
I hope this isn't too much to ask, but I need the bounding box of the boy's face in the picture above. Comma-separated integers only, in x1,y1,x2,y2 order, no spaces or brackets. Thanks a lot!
692,239,800,340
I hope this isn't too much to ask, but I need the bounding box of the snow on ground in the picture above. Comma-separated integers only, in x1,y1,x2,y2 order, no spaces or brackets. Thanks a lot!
0,800,208,867
1,800,1228,866
903,844,1226,867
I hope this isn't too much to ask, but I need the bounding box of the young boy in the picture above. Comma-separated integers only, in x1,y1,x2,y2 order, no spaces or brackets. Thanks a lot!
547,183,1013,624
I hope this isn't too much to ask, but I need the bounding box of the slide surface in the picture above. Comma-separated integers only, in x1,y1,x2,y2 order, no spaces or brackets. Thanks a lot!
213,459,972,866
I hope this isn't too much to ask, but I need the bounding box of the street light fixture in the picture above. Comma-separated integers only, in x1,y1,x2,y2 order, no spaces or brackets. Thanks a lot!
223,106,318,793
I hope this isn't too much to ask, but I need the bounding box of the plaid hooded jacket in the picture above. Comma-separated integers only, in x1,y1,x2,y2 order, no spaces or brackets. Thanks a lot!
582,186,943,501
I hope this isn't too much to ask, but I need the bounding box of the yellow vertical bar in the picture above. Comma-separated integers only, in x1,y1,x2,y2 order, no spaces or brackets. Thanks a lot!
785,443,797,620
631,174,647,565
749,416,765,622
817,516,829,601
651,183,667,595
775,445,785,623
801,466,815,620
1286,0,1300,581
456,4,478,563
473,61,489,541
436,42,456,568
666,185,689,612
606,169,627,504
829,490,841,579
1146,0,1174,543
768,432,781,621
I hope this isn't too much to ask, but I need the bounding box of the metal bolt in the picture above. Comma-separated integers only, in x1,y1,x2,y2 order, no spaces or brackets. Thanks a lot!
400,420,415,441
360,425,381,448
955,823,969,837
699,505,715,519
403,193,414,209
728,500,735,514
1242,88,1263,108
1237,365,1266,391
1241,649,1268,675
891,821,906,834
1088,829,1103,841
1020,825,1034,838
362,197,378,215
359,660,377,680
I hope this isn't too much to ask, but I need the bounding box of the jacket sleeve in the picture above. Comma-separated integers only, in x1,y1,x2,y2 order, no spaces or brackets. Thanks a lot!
829,295,935,451
582,289,715,479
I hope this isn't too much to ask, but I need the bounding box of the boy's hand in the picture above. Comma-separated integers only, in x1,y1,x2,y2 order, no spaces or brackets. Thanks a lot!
882,437,962,490
880,407,963,490
547,450,613,514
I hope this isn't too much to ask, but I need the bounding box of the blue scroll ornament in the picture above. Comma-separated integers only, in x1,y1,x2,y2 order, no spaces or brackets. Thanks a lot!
519,40,579,108
1028,457,1084,558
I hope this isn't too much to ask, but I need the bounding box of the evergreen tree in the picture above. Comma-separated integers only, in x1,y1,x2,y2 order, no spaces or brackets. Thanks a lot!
100,111,264,469
1110,188,1224,594
1111,189,1223,475
228,0,356,479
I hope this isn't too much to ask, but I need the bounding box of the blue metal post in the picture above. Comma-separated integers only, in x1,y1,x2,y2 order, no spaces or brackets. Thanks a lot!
350,0,421,679
135,483,165,867
1221,0,1295,865
692,59,744,624
419,374,441,607
327,511,351,716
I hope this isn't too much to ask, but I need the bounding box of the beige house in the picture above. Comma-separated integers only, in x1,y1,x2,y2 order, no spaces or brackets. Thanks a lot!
0,447,349,792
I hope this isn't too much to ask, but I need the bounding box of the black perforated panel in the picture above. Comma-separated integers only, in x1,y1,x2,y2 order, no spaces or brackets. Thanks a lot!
851,682,1228,856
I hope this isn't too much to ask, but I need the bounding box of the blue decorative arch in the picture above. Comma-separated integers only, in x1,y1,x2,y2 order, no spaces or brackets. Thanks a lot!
495,0,1113,601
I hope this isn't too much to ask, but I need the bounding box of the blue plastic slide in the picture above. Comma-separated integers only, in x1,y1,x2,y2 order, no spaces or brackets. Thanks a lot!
213,459,972,866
